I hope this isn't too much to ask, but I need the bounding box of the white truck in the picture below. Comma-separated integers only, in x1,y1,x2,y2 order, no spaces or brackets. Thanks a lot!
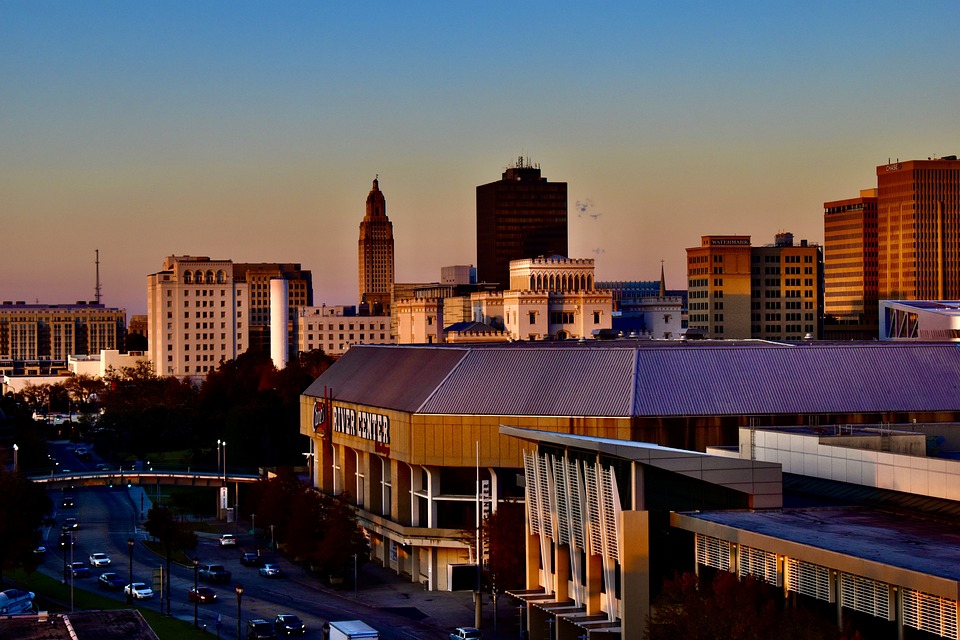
328,620,379,640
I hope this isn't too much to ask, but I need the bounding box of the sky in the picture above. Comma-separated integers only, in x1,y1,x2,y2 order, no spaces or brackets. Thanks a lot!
3,2,960,316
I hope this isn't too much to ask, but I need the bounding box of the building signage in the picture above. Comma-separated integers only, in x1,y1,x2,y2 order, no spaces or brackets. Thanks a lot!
709,238,751,246
333,406,390,445
885,163,902,171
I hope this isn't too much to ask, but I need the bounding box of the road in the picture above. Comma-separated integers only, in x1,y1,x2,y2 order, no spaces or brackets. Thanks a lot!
37,441,453,640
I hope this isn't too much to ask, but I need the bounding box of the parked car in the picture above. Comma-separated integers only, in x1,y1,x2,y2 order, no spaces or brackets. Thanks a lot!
88,552,111,567
450,627,482,640
98,572,126,590
274,614,306,636
124,582,154,600
188,586,218,604
259,563,281,578
69,562,90,578
240,552,262,567
247,618,278,639
198,563,231,583
218,534,237,546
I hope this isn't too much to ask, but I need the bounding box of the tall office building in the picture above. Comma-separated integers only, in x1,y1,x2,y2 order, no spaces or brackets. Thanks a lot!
877,157,960,301
358,178,395,313
823,189,878,339
147,256,249,377
476,157,567,289
0,302,126,376
686,234,822,341
232,263,312,355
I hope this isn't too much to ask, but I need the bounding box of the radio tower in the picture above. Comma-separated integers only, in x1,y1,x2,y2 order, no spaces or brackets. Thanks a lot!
95,249,102,304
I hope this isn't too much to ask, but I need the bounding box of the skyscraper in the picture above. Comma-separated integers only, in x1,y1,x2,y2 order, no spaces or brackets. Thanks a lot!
877,157,960,301
476,157,567,289
358,177,395,313
823,189,878,339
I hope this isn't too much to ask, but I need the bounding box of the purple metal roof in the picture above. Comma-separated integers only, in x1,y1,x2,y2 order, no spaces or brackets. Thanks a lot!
302,342,960,418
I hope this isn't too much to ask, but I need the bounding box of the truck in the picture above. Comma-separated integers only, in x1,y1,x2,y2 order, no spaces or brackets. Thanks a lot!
328,620,379,640
0,588,35,615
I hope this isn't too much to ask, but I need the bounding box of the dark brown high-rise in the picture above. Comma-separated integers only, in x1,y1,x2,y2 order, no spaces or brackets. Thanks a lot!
476,157,567,289
358,177,395,312
822,189,878,339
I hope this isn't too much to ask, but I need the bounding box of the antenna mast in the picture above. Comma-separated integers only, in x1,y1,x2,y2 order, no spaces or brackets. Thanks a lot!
95,249,102,304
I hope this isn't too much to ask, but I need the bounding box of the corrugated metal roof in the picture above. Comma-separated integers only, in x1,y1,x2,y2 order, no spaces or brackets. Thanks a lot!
302,346,469,413
418,347,635,416
635,342,960,416
302,342,960,418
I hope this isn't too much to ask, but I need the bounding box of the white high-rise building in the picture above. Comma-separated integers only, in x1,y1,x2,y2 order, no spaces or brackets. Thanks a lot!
147,256,249,377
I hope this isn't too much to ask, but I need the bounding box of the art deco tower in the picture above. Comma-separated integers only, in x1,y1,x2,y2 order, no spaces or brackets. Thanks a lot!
358,177,395,312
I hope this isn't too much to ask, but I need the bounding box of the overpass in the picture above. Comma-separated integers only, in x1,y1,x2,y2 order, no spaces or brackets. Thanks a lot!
27,469,263,488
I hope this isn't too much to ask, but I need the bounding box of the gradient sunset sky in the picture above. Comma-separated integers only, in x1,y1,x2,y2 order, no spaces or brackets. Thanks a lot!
4,2,959,316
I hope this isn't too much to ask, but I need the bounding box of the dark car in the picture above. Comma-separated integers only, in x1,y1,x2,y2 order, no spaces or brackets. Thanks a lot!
61,517,79,531
188,586,218,604
247,618,277,639
274,614,306,636
240,552,262,567
198,563,231,583
69,562,90,578
61,496,75,509
98,572,126,590
58,532,73,548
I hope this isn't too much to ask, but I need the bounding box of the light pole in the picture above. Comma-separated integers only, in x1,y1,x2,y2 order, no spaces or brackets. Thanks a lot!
269,524,275,549
235,584,244,640
193,558,200,629
222,441,227,485
69,532,75,611
12,444,18,474
217,439,222,476
251,513,255,537
127,538,134,605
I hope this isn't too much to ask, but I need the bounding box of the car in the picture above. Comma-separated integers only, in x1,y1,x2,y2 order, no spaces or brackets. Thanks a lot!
274,614,306,636
98,572,126,590
258,563,281,578
33,546,46,555
198,563,231,583
218,534,237,546
188,586,218,604
124,582,154,600
247,618,277,639
88,552,111,567
69,562,90,578
450,627,482,640
96,463,112,472
61,496,75,508
61,517,78,531
58,532,73,548
240,552,262,567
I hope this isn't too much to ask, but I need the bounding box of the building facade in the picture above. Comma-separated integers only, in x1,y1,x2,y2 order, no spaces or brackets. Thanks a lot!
297,305,394,357
476,158,567,289
146,256,249,377
358,178,395,313
0,302,126,376
823,189,879,339
877,157,960,301
232,263,313,356
686,234,822,341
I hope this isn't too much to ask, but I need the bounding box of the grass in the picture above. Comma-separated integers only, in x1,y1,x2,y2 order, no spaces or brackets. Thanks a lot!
5,568,210,639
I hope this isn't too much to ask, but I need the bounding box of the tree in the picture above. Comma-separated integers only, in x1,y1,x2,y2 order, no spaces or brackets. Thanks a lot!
0,472,52,583
144,505,198,611
483,502,526,591
646,571,838,640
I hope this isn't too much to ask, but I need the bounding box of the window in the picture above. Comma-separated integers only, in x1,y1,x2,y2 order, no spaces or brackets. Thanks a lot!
593,311,601,324
529,311,536,324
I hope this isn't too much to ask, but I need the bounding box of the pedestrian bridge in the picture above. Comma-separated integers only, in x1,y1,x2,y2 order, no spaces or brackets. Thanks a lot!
27,469,263,488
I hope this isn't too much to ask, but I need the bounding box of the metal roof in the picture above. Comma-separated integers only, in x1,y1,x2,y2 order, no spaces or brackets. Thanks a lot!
302,342,960,418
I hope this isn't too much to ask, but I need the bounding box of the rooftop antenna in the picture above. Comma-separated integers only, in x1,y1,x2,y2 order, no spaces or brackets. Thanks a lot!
95,249,102,304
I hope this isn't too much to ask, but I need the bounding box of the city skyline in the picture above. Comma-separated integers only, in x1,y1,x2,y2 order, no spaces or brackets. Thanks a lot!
4,2,960,316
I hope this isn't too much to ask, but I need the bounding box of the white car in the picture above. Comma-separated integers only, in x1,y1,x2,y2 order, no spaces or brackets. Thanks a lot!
218,534,237,547
258,563,281,577
88,552,111,567
124,582,154,600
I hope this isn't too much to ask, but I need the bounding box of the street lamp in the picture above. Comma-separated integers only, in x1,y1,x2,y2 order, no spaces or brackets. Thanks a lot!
235,584,244,640
127,538,135,605
217,439,222,476
12,444,18,474
251,513,255,537
193,558,200,629
222,441,227,485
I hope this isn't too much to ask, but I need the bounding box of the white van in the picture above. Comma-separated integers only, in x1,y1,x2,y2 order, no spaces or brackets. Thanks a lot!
0,588,35,615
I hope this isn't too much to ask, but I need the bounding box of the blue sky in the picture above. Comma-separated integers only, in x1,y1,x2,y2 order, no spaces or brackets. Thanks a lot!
3,2,959,314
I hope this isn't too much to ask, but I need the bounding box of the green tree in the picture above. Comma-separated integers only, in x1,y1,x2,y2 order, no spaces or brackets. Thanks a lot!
0,472,52,583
